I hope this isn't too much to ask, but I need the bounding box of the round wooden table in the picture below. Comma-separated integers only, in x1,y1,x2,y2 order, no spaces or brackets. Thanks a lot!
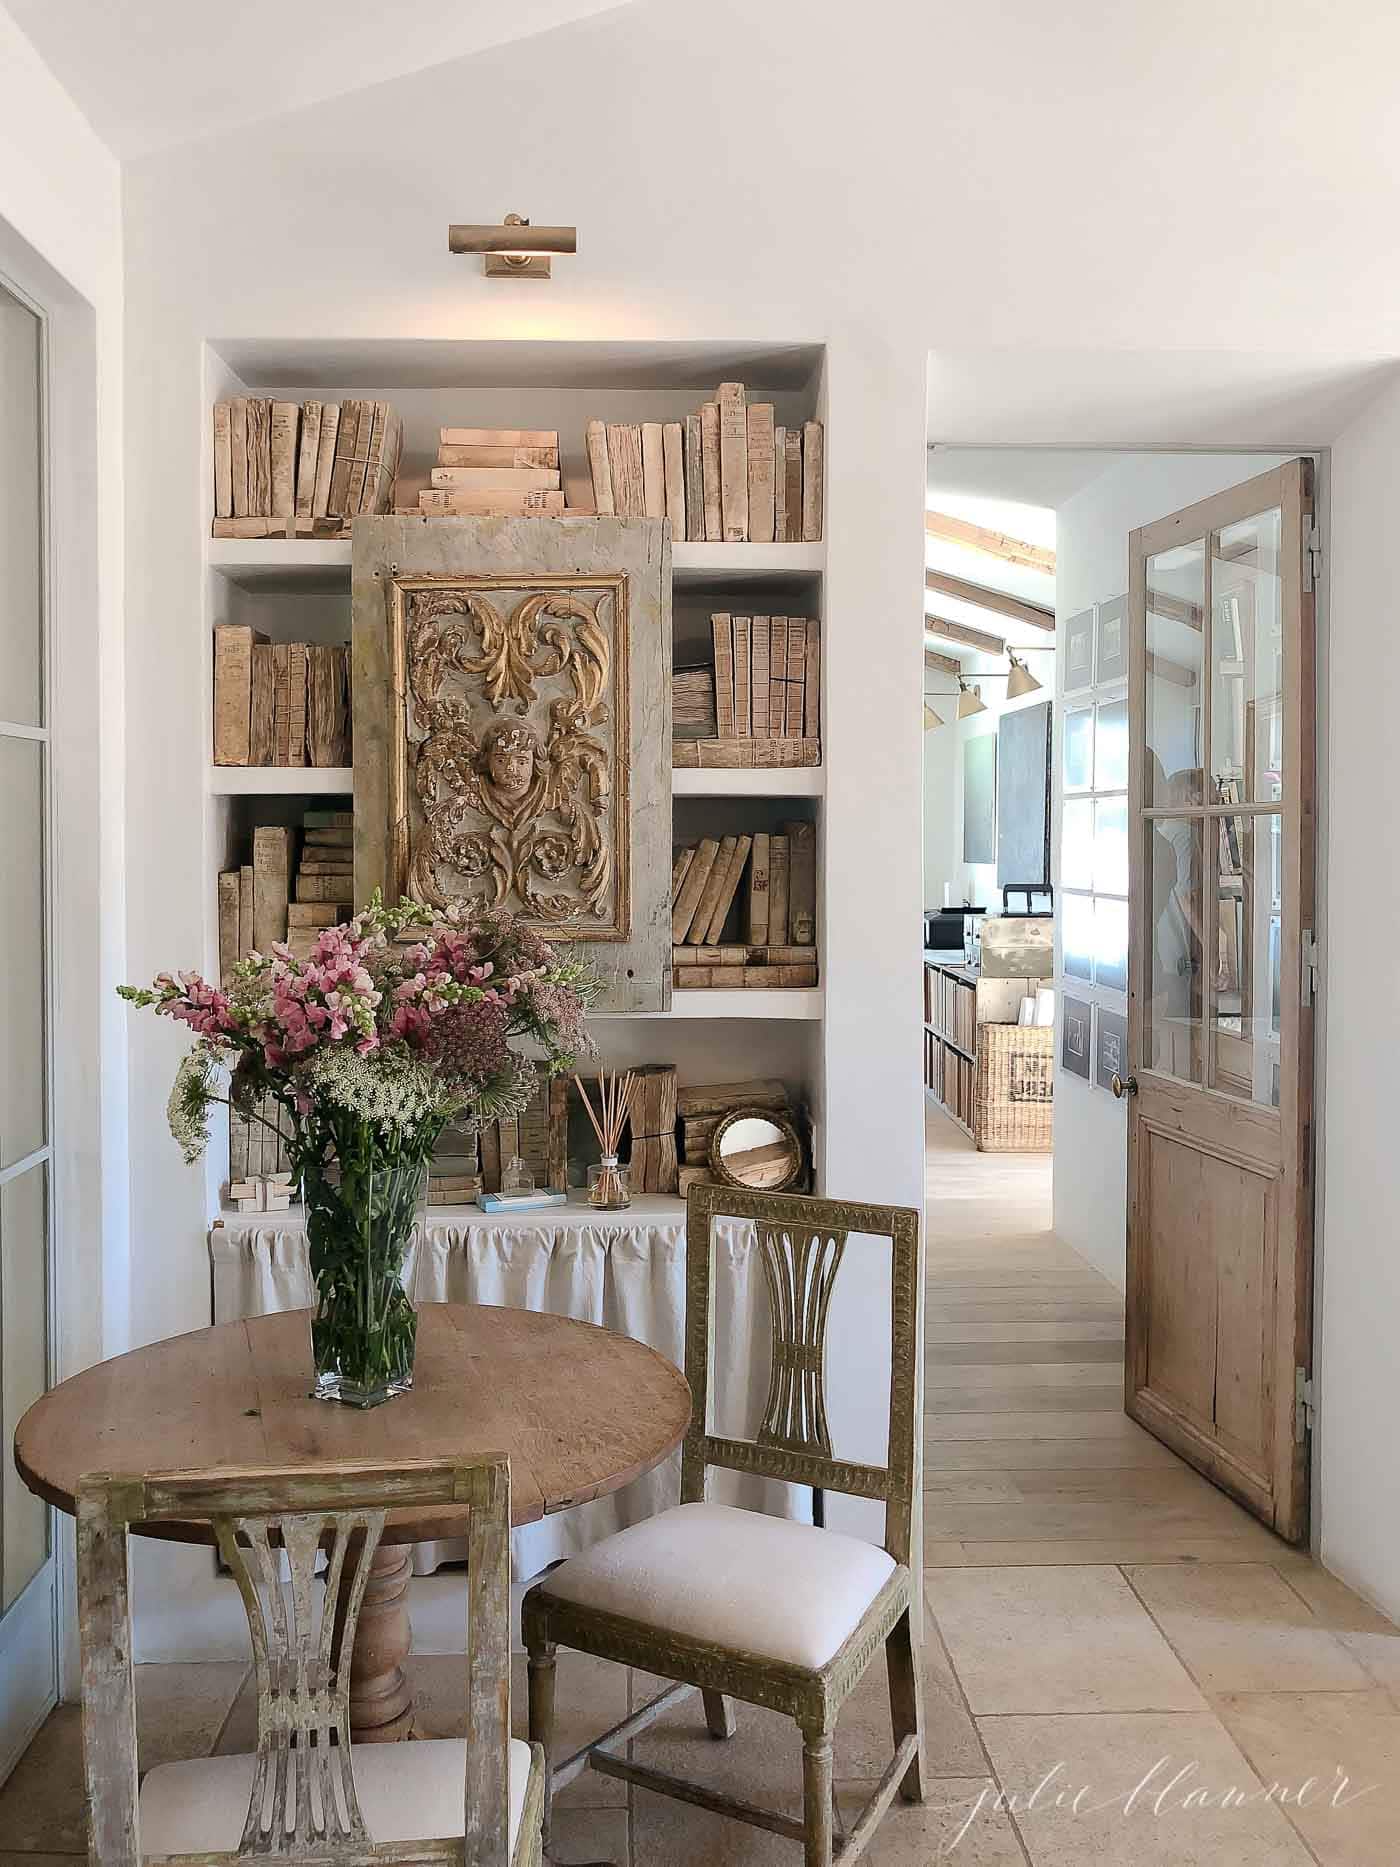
15,1301,690,1741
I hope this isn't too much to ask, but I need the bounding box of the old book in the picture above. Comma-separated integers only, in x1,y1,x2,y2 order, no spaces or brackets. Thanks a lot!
287,902,344,928
272,643,291,765
717,382,748,542
688,837,738,946
711,615,734,738
307,644,348,766
269,401,299,518
675,1078,788,1118
311,403,340,517
746,402,776,544
252,825,293,953
700,402,722,541
212,623,265,765
297,854,353,875
348,402,381,511
767,615,787,743
229,398,250,517
662,421,686,541
246,399,272,516
746,833,772,944
249,644,276,766
783,430,803,543
672,845,695,905
702,834,752,944
430,465,561,491
217,871,240,984
773,424,787,543
438,443,559,469
785,618,807,736
804,620,821,739
672,666,717,739
213,402,233,519
363,404,401,513
585,420,614,516
672,836,721,942
295,872,356,904
238,866,255,961
293,401,321,518
303,809,353,828
751,616,771,738
478,1120,502,1195
802,420,824,542
417,488,565,516
326,398,362,517
684,413,705,543
732,616,751,737
768,833,791,946
786,819,817,946
285,644,308,766
640,423,665,520
439,427,558,448
607,424,645,519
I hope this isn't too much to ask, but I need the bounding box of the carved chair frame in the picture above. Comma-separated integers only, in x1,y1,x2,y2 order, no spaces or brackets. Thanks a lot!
522,1184,924,1867
77,1456,543,1867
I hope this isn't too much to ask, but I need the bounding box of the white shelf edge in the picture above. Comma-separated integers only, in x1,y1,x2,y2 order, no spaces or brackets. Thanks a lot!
206,537,824,585
208,767,353,796
672,766,824,797
671,541,825,581
596,989,823,1021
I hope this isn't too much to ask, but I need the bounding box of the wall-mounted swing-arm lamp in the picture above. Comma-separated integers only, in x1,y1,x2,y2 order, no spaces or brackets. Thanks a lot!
448,213,577,278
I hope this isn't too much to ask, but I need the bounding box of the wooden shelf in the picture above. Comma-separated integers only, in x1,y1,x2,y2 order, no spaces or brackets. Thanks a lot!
595,989,823,1021
209,767,353,796
672,765,823,798
671,542,824,584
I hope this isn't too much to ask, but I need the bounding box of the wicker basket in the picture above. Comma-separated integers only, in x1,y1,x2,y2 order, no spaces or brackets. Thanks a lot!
973,1022,1054,1153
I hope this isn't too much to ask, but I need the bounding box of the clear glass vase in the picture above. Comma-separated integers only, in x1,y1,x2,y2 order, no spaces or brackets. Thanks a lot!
303,1135,426,1408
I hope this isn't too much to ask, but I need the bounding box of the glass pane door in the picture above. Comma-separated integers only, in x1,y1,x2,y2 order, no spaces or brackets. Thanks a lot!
0,275,56,1774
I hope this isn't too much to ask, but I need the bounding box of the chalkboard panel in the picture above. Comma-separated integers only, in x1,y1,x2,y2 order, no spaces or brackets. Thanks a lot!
996,700,1053,889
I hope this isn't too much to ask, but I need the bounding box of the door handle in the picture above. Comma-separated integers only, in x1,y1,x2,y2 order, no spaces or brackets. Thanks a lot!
1111,1073,1139,1100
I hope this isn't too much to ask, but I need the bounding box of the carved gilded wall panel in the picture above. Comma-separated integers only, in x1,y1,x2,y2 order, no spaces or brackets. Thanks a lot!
353,517,672,1013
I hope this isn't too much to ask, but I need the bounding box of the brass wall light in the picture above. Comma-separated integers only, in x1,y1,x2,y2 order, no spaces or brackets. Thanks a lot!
956,678,987,720
448,212,577,279
1004,652,1043,699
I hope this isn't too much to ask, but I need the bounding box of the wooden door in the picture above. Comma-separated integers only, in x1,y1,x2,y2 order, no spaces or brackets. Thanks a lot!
1124,460,1315,1541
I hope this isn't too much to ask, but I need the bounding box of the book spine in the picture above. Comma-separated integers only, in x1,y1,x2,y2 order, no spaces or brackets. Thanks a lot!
717,382,748,541
703,834,752,944
684,413,705,542
229,398,250,517
783,430,803,543
269,401,299,519
252,826,292,953
772,424,787,544
700,402,722,541
249,643,276,766
712,614,734,738
672,837,721,942
417,489,565,516
369,406,401,514
246,399,271,517
430,465,562,491
327,399,360,518
805,619,821,739
786,618,807,736
770,617,789,741
351,402,382,512
672,845,695,905
213,402,233,519
662,421,686,541
746,833,772,944
786,819,817,946
212,623,256,765
585,419,615,516
802,420,824,542
732,616,751,738
439,427,559,448
640,422,666,519
438,444,559,468
751,616,771,738
768,834,791,946
688,836,738,945
311,403,340,518
286,643,309,766
746,402,776,544
294,873,357,904
272,643,291,765
238,865,255,961
294,401,321,517
307,645,337,767
217,871,240,984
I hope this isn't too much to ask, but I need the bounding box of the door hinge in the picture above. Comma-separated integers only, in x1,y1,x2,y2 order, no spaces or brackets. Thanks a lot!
1301,929,1320,1006
1296,1366,1317,1443
1303,519,1323,593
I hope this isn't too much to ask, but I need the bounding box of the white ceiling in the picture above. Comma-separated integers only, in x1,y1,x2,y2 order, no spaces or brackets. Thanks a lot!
7,0,635,157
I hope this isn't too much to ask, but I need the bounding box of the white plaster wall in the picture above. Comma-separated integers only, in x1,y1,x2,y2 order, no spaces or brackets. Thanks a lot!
922,719,957,910
1052,454,1289,1290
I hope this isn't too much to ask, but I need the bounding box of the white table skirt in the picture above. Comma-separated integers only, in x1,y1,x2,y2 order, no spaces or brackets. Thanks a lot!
208,1197,803,1582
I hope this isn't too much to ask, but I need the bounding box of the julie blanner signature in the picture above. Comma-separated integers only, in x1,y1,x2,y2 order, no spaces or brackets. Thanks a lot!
937,1758,1380,1852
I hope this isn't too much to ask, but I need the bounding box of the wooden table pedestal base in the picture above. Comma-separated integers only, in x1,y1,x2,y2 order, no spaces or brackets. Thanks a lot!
345,1543,417,1742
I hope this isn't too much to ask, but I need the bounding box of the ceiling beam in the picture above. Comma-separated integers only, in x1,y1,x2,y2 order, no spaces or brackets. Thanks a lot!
924,613,1006,656
925,511,1056,575
924,569,1055,633
924,648,963,676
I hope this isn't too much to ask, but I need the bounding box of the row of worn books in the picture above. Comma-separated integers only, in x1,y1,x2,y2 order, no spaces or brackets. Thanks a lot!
212,623,350,767
585,386,823,542
212,398,401,535
216,810,354,977
404,426,570,519
671,824,818,988
713,614,819,740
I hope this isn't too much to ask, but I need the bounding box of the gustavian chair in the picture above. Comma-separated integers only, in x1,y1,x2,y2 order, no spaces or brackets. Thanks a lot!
77,1455,543,1866
523,1183,923,1867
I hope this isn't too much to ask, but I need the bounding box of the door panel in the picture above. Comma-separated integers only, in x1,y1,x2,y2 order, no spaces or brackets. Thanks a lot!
1126,459,1314,1543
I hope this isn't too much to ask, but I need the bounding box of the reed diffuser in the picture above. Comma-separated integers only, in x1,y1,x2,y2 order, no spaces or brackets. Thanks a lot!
576,1068,636,1210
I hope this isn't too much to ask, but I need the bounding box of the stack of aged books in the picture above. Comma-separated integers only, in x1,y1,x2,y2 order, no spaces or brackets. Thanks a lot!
672,614,820,769
675,1078,801,1195
217,808,354,977
672,666,718,740
585,384,823,542
670,822,818,988
213,624,350,767
212,398,401,536
403,427,565,518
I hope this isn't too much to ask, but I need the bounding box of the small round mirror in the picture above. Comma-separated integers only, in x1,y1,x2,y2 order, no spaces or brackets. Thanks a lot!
709,1107,803,1192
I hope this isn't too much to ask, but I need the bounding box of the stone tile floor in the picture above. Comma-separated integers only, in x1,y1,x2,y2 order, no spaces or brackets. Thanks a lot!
4,1106,1398,1863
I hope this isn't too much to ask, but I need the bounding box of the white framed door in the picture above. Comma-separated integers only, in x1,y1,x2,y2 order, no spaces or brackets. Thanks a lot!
0,272,59,1776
